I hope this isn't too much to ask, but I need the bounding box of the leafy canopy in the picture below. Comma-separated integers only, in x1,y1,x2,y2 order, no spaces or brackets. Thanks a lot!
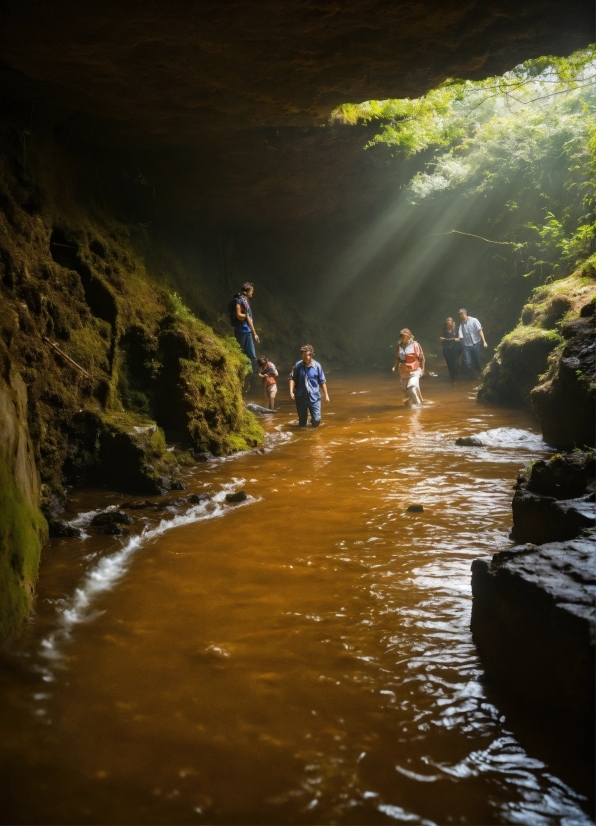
332,46,596,273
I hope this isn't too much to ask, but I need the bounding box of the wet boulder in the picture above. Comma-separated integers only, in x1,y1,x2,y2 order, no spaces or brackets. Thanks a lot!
512,452,595,545
48,519,81,538
245,402,276,415
455,427,544,449
72,411,180,495
478,262,596,423
194,451,215,462
531,314,596,450
478,327,562,407
187,493,211,504
226,490,247,503
471,536,595,749
91,510,133,534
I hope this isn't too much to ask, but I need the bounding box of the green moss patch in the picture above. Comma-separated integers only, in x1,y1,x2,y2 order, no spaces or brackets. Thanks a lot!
0,460,47,644
479,256,596,408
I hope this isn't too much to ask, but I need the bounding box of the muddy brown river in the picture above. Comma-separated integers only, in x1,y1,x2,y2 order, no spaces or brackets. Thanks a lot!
0,370,592,825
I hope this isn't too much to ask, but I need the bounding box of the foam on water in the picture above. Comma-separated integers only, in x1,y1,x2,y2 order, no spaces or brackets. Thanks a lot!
37,479,255,677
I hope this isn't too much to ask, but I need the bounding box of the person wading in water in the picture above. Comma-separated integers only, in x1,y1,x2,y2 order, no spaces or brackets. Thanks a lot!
439,317,461,381
393,328,425,405
229,282,259,373
289,344,330,427
456,308,487,380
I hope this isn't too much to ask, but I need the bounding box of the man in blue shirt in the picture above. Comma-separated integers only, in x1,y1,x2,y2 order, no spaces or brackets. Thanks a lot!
289,344,330,427
456,308,488,378
233,282,259,373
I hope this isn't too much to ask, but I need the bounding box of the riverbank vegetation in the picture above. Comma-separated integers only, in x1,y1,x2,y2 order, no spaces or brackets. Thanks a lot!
332,47,595,354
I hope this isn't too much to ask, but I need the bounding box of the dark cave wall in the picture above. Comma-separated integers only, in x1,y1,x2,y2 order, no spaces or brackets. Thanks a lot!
0,117,268,642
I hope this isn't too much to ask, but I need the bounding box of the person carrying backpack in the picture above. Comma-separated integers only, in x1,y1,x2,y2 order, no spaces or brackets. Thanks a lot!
392,328,425,405
228,282,259,373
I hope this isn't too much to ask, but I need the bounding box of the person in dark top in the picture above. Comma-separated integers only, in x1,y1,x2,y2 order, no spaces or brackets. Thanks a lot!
232,282,259,373
289,344,330,427
439,317,461,380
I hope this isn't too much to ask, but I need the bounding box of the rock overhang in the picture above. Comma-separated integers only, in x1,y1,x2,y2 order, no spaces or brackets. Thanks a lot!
0,0,593,289
0,0,592,146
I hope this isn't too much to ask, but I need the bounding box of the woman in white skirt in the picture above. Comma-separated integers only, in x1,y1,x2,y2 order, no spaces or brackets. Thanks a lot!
392,328,425,405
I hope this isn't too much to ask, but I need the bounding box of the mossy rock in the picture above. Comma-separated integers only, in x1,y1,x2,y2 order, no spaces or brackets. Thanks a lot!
478,328,562,407
0,459,47,644
479,258,596,410
154,315,264,454
66,410,179,494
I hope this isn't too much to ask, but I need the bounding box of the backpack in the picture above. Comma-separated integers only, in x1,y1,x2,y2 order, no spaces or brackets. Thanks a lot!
228,293,242,327
399,341,423,374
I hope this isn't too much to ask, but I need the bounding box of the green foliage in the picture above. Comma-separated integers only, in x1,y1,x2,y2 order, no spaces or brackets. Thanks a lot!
334,46,596,156
335,46,596,277
166,290,203,326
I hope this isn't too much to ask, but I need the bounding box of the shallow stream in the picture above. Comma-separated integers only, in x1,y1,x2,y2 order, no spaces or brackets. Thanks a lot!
0,370,592,824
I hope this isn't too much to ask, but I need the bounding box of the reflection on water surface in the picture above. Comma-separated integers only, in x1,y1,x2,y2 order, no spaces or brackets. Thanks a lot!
0,371,592,825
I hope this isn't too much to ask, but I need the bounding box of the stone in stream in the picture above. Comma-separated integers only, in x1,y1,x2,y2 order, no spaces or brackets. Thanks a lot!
187,493,212,504
245,402,276,415
226,490,248,503
102,523,129,535
471,535,595,749
91,511,132,533
119,500,160,510
194,451,215,463
456,427,544,448
48,520,82,538
407,504,424,513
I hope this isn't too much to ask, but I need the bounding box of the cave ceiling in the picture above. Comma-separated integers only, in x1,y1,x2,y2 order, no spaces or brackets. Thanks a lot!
0,0,593,230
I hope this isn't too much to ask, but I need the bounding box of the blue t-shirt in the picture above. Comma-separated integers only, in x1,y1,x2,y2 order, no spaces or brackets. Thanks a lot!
234,296,253,334
289,359,326,401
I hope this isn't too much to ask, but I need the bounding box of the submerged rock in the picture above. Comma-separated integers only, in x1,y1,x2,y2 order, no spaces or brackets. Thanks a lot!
187,493,211,504
471,536,595,745
194,452,215,462
455,427,544,448
90,509,133,535
246,403,276,415
119,500,160,510
407,504,424,512
225,490,248,503
48,519,81,538
91,510,133,528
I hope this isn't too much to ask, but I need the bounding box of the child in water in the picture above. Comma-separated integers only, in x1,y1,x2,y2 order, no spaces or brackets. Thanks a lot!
257,355,278,410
